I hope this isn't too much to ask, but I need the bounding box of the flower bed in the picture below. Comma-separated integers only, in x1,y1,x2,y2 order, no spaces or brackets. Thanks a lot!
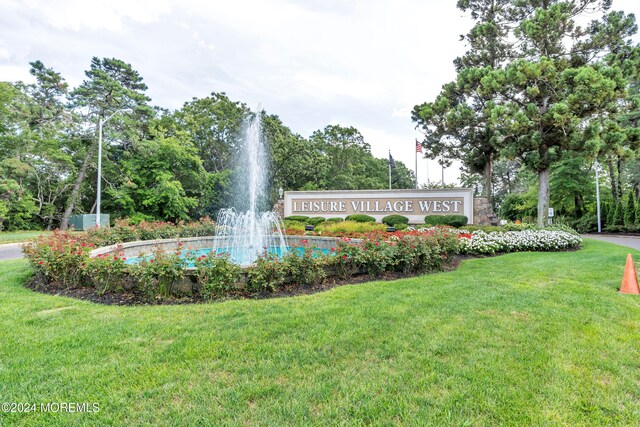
85,217,219,246
457,229,582,255
22,222,582,304
23,228,459,304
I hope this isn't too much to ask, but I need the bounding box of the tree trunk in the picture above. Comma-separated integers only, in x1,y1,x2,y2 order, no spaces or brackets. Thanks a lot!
575,194,584,217
537,169,550,227
60,145,96,230
616,156,623,202
608,158,618,201
483,153,493,201
46,215,54,231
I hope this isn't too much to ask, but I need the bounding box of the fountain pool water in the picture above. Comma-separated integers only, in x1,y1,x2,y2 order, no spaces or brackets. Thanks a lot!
122,245,332,268
212,209,288,265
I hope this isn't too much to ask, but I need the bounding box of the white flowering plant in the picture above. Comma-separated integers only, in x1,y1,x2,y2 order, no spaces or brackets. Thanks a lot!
457,229,582,255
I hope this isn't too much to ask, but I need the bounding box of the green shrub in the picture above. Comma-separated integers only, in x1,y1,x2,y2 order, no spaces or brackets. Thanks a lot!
307,217,326,226
325,217,344,223
131,249,186,297
282,245,326,286
606,201,616,227
85,218,219,246
125,213,157,225
330,240,364,279
284,215,309,222
193,253,241,299
283,220,306,231
382,214,409,227
499,192,537,221
22,230,94,288
462,225,505,233
391,232,457,274
502,222,536,231
611,200,624,226
356,239,394,277
425,215,468,227
316,221,386,236
345,214,376,223
625,191,636,226
246,252,288,292
85,250,128,295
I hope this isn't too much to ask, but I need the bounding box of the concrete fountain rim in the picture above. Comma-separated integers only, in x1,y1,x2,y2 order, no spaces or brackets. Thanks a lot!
90,234,359,258
89,235,361,271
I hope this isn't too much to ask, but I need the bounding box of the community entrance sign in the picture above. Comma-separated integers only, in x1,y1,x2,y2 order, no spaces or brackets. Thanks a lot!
284,189,474,224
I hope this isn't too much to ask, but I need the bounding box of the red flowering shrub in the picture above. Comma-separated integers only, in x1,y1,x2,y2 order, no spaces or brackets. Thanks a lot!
193,253,241,299
23,230,94,288
85,217,218,246
84,247,128,295
130,249,186,297
330,238,364,279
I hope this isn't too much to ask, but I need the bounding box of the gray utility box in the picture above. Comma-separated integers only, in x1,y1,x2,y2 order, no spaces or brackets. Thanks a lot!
69,214,110,231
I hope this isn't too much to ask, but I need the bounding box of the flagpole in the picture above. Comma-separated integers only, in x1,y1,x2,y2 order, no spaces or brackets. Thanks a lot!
388,150,392,190
415,145,418,189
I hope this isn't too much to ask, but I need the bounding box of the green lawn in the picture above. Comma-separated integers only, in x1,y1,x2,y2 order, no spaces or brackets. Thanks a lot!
1,239,639,426
0,230,51,244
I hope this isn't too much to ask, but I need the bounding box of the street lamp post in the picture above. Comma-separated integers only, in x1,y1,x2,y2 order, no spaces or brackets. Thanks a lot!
96,108,131,228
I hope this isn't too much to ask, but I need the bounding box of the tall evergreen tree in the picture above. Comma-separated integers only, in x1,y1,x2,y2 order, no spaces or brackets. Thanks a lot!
624,190,636,226
413,0,513,201
61,57,153,229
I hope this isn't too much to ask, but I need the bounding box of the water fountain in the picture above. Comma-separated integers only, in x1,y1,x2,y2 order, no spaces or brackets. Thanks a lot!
211,112,288,265
93,111,339,267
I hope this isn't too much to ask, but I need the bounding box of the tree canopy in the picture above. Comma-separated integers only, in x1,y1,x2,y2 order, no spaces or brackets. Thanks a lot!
0,60,415,230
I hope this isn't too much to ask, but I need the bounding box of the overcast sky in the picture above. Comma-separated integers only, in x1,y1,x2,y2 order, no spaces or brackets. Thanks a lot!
1,0,639,186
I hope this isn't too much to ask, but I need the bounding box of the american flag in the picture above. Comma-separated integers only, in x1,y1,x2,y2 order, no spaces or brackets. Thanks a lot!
415,139,423,153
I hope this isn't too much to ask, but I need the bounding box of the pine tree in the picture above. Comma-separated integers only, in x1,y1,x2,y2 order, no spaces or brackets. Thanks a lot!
635,196,640,227
600,202,609,228
607,201,616,226
625,191,637,227
612,200,625,227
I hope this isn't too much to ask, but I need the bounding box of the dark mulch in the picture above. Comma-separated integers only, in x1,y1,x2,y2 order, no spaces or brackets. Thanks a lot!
25,255,469,306
25,277,205,306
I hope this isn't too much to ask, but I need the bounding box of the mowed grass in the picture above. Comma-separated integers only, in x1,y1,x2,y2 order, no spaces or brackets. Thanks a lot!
0,230,51,244
1,239,639,426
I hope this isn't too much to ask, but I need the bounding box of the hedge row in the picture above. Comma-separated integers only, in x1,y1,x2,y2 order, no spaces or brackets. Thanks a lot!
286,214,469,227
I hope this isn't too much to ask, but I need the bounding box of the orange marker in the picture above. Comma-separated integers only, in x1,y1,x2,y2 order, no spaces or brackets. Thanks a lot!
620,254,640,295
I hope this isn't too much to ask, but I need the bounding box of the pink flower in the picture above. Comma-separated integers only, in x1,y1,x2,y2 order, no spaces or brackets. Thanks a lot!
38,261,44,265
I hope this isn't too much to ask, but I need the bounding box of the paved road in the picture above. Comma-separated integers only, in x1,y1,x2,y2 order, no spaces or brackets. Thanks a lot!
0,243,24,261
583,234,640,251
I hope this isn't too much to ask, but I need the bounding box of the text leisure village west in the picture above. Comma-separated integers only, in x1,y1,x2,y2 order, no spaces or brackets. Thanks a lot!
292,199,464,214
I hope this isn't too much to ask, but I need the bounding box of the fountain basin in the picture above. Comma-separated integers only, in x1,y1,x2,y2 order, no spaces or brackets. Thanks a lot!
90,235,351,268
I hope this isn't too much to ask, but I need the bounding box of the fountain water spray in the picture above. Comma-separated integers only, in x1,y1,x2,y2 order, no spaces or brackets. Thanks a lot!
213,112,287,265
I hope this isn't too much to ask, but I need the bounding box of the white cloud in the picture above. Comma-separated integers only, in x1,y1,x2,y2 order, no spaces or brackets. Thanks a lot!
1,0,638,186
4,0,171,32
